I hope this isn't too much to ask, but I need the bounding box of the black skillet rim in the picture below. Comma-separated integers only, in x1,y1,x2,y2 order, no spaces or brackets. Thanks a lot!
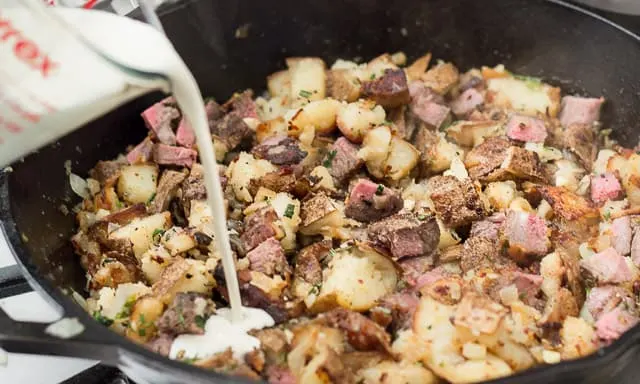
1,0,640,382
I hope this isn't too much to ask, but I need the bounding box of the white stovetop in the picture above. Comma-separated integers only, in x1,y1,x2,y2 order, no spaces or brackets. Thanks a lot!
0,235,98,384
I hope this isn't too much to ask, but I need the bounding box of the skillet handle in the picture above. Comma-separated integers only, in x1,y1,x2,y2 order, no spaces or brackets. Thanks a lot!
0,265,32,299
0,303,120,365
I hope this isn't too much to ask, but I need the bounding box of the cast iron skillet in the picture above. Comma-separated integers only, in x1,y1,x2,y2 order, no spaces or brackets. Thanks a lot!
2,0,640,383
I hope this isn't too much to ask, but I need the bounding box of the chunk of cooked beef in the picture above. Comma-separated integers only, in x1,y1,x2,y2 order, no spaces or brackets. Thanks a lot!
248,169,297,196
367,213,439,259
211,113,254,150
427,175,485,228
502,210,550,265
240,284,289,324
266,366,296,384
153,144,198,168
461,236,500,272
294,240,332,285
225,90,259,119
398,255,434,285
497,146,546,182
361,69,411,108
175,117,195,148
564,123,597,170
181,163,206,213
155,292,214,335
251,136,307,165
344,179,403,223
469,212,506,240
126,137,154,164
205,99,225,124
558,96,604,128
141,99,180,145
248,328,289,366
241,208,279,251
585,286,635,321
90,160,125,187
146,333,175,356
325,137,364,184
611,216,632,256
591,173,623,204
320,308,392,354
103,250,143,282
580,247,632,284
464,136,511,181
370,292,419,332
408,81,451,129
247,237,289,277
596,306,639,344
71,232,102,274
505,114,548,143
149,170,187,214
451,87,484,117
103,203,147,225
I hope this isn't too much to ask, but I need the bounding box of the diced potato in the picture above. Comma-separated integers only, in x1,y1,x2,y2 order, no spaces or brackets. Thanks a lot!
436,218,460,249
161,226,196,256
188,200,215,236
269,192,301,251
391,330,429,363
95,282,151,320
256,117,288,143
310,166,336,191
140,245,173,283
421,62,460,94
593,149,616,175
485,181,517,211
405,53,431,82
212,138,228,162
487,76,561,117
288,98,341,136
560,316,597,360
126,295,164,342
336,100,386,143
366,53,399,80
288,324,346,383
446,120,505,147
255,96,289,121
391,51,407,66
524,142,563,163
537,199,554,219
607,153,640,207
250,271,288,298
443,156,469,181
509,197,534,213
116,164,158,204
428,132,463,174
359,125,392,179
152,258,214,304
110,212,171,259
287,57,326,107
327,69,361,102
359,361,437,384
300,193,346,238
383,137,420,181
267,70,291,99
226,152,277,202
554,159,585,192
314,245,398,312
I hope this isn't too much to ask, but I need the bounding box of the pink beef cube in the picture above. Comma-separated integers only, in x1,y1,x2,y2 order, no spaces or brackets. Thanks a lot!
585,286,634,321
246,237,288,276
504,210,549,259
451,88,484,117
595,306,638,343
505,114,548,143
591,173,623,204
559,96,604,128
126,137,154,164
175,117,195,148
325,137,364,183
152,143,197,167
141,99,179,145
580,247,632,284
409,81,450,129
611,216,632,256
512,271,543,301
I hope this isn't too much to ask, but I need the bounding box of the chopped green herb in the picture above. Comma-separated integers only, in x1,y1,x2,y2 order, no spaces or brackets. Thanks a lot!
102,257,116,264
93,311,113,327
397,279,409,290
284,204,295,219
514,74,542,90
603,211,611,221
323,150,337,168
299,89,313,98
178,312,186,326
195,315,206,329
116,295,137,319
115,199,124,209
417,214,428,221
369,73,376,80
182,357,199,364
138,328,147,337
152,228,165,244
328,248,337,257
375,184,385,196
146,192,156,205
139,314,147,326
308,284,321,295
427,324,432,330
383,119,392,125
519,292,527,300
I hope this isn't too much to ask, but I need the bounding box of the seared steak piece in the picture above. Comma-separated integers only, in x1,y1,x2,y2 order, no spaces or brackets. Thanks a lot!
408,81,451,129
90,160,125,187
155,292,214,335
469,213,506,241
464,136,511,180
591,173,623,205
344,179,403,223
558,95,604,128
251,136,307,165
505,114,547,143
141,99,180,145
581,247,632,284
370,292,419,332
367,213,439,259
153,143,198,168
146,333,175,356
596,306,639,344
361,69,411,108
502,210,550,265
427,175,485,228
248,169,297,196
460,236,500,272
325,137,364,184
211,113,254,150
247,237,289,277
294,240,332,285
126,137,154,164
564,123,597,170
321,308,392,353
175,117,195,148
149,170,187,214
248,328,290,367
241,208,279,251
225,90,259,119
451,87,484,117
611,216,632,256
585,286,635,321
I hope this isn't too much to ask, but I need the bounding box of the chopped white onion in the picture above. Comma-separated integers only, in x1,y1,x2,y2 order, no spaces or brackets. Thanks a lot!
69,173,90,200
45,317,85,339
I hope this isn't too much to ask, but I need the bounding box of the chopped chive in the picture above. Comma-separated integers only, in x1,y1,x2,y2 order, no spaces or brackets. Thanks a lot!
323,150,337,168
146,192,156,205
93,311,113,327
369,73,376,80
195,315,206,329
375,184,384,195
299,89,313,98
284,204,295,219
152,228,165,243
